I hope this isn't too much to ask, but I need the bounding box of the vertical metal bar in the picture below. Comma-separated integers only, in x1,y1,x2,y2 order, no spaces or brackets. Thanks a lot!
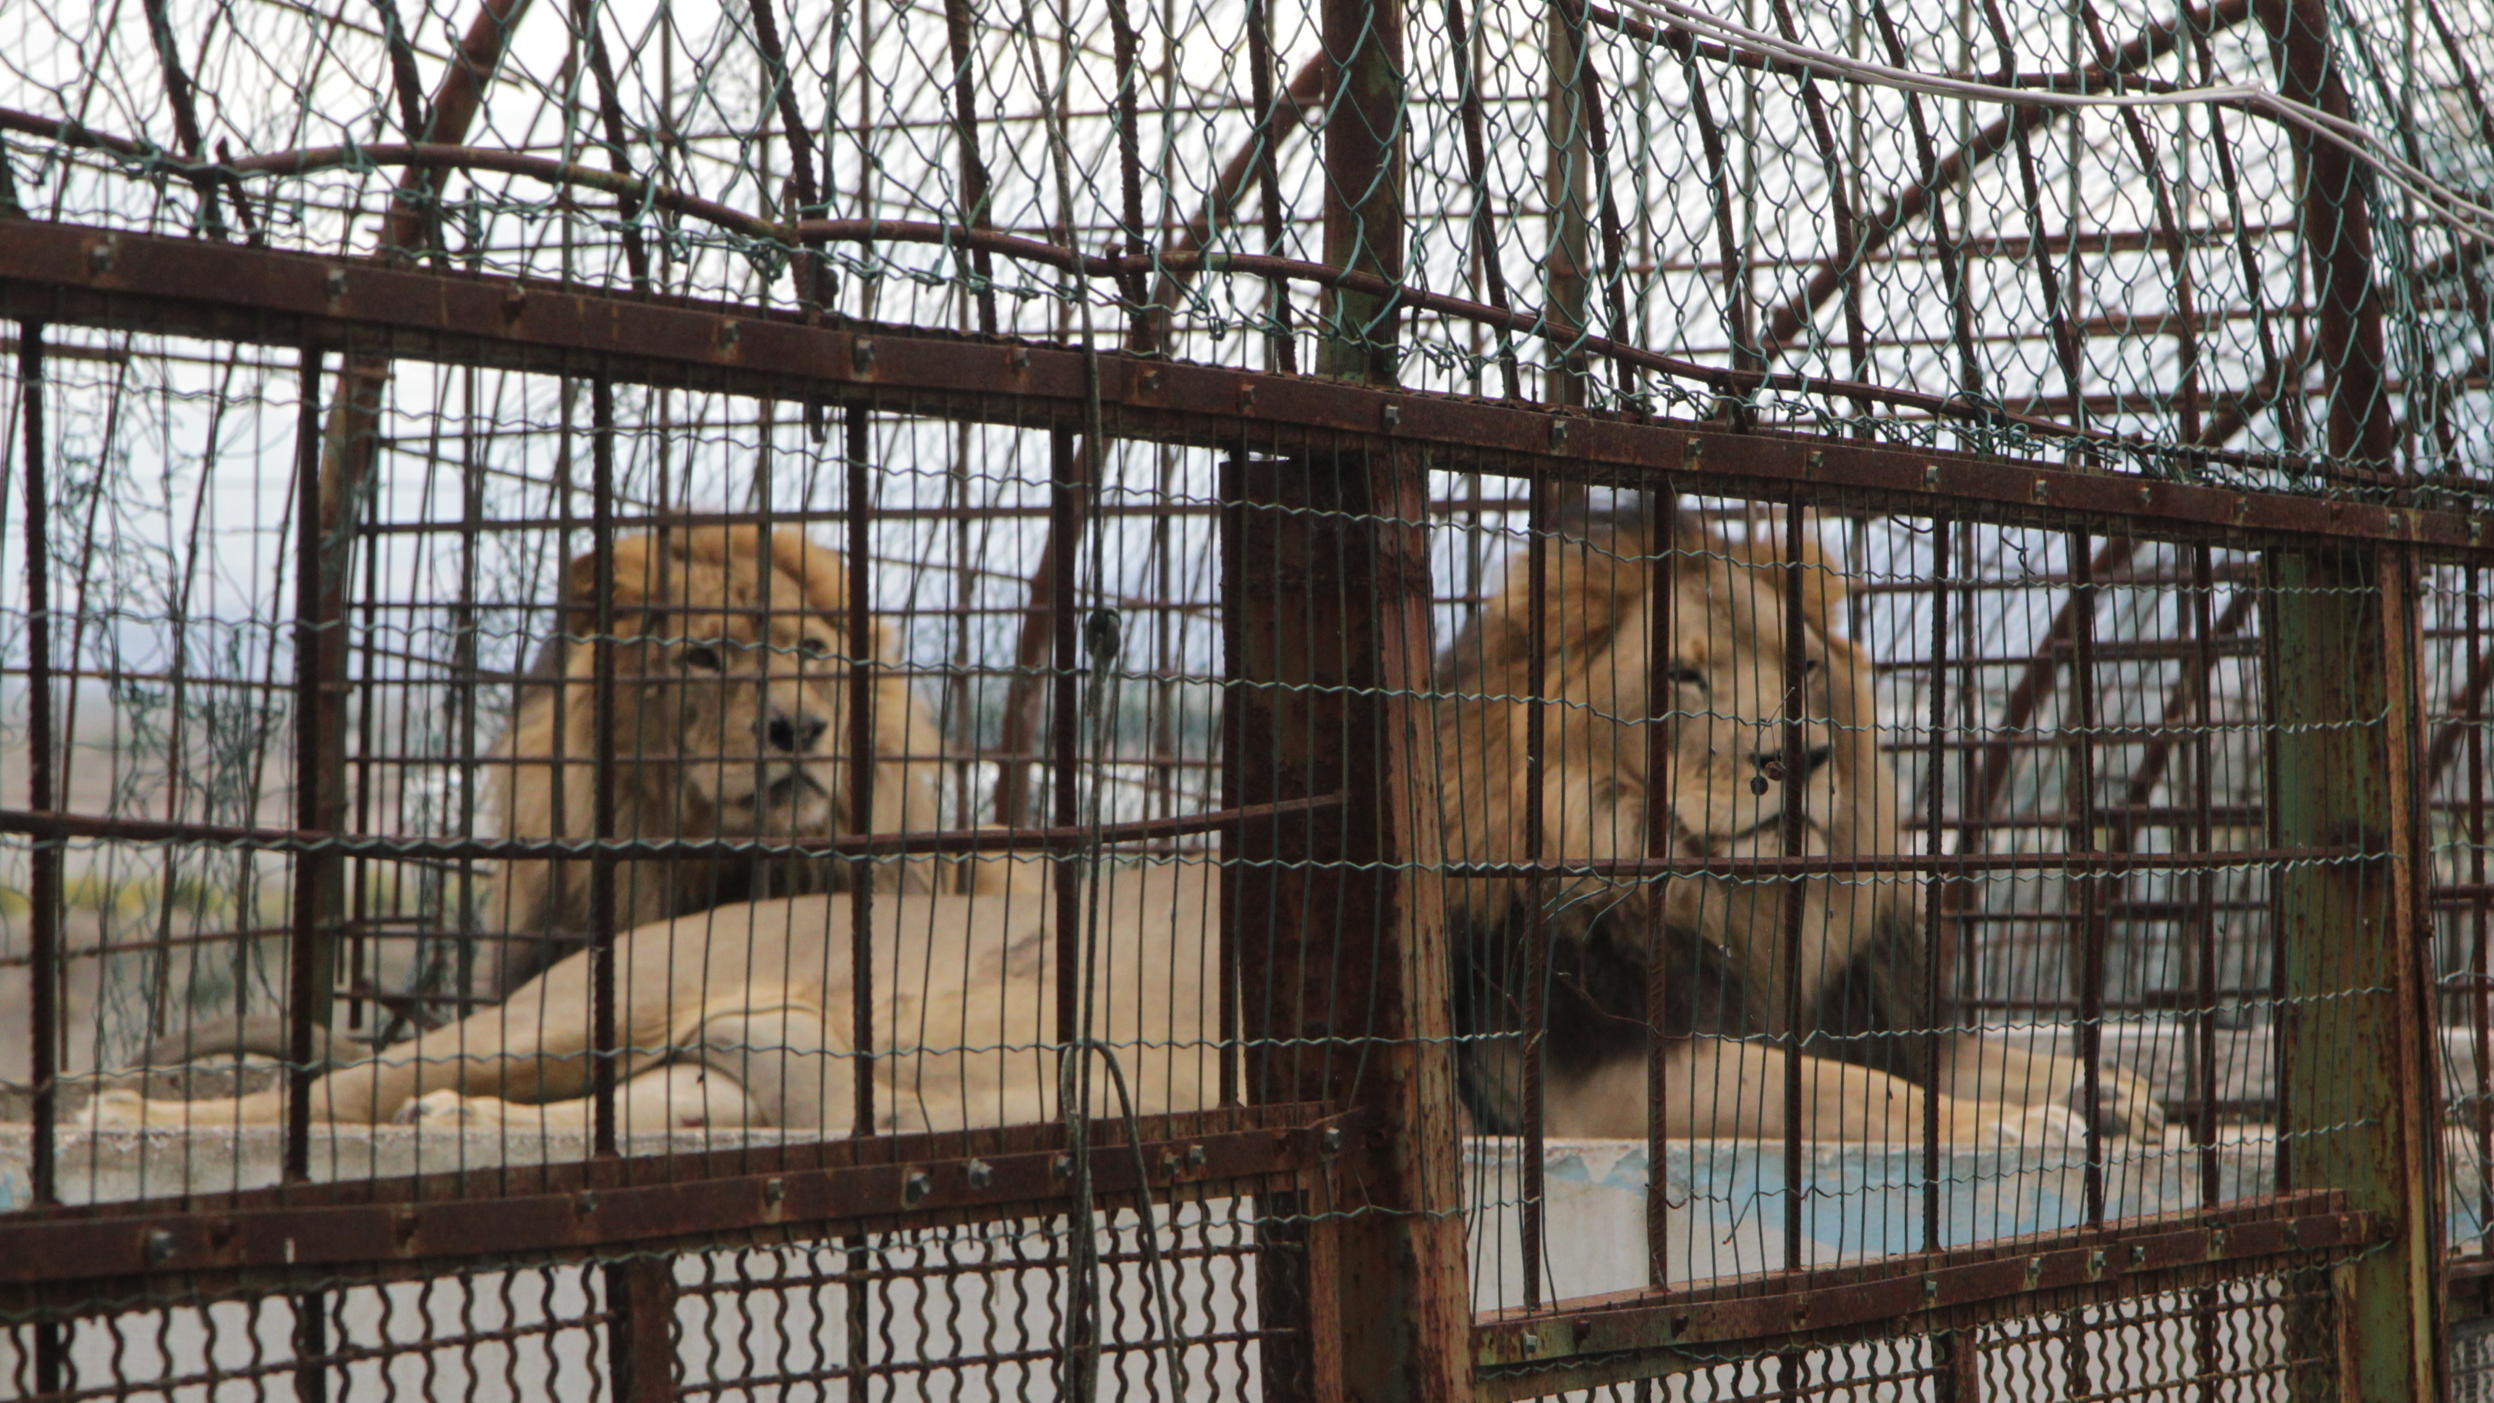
2190,546,2220,1204
1105,0,1150,349
1443,0,1520,398
1923,516,1951,1258
1520,475,1549,1312
2066,535,2105,1227
1245,0,1295,374
1645,492,1676,1289
846,404,878,1138
1218,441,1244,1110
1777,507,1808,1273
18,326,59,1222
588,375,620,1157
1316,0,1403,384
1544,1,1590,411
2272,538,2443,1402
565,0,653,294
287,343,331,1184
607,1256,677,1403
2469,568,2493,1253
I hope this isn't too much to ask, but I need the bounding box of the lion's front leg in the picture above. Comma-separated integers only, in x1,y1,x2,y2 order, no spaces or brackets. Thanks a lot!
1935,1033,2166,1141
1549,1039,2083,1146
400,1063,762,1134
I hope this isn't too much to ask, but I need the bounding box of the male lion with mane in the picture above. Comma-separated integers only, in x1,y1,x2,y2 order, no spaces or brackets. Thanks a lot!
1440,512,2165,1145
481,525,949,993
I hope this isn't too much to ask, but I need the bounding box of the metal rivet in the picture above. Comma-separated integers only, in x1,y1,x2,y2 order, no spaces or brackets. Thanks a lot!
325,268,347,299
718,320,740,347
1924,1276,1940,1302
1237,383,1256,410
144,1228,178,1266
502,286,527,318
1187,1144,1207,1168
88,238,116,273
1923,463,1941,489
903,1171,934,1205
965,1159,994,1189
1681,436,1702,465
2130,1244,2148,1268
1010,345,1031,369
1140,368,1162,390
1382,402,1401,429
1805,449,1824,472
1520,1333,1540,1353
1320,1126,1344,1153
576,1192,599,1215
2138,485,2154,506
764,1177,786,1205
1053,1154,1074,1179
1550,418,1570,450
851,336,874,368
2031,479,2049,503
2086,1249,2106,1277
2024,1256,2043,1287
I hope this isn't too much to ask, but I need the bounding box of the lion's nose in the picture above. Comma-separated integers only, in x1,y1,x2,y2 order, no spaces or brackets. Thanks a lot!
766,711,829,753
1751,744,1834,782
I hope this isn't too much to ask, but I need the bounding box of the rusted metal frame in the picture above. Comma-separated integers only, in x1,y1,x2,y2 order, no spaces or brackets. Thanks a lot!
1045,422,1098,1386
1544,0,1593,412
0,1106,1347,1291
1862,0,1983,412
19,228,2494,547
1217,443,1244,1109
1104,0,1151,349
2270,536,2444,1400
938,0,1001,333
2070,0,2207,444
607,1256,677,1403
1227,451,1470,1401
1773,506,1808,1275
1750,0,2255,363
1761,0,1875,425
286,343,332,1184
587,374,621,1156
16,326,59,1218
1645,492,1677,1288
137,0,237,240
1520,472,1550,1312
1922,515,1950,1259
1441,0,1521,398
2102,590,2256,845
564,0,653,294
1471,1193,2373,1387
2064,535,2106,1226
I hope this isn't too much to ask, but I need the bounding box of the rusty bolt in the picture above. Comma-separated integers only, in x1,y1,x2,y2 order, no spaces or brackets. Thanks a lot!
88,238,117,273
717,320,739,347
764,1177,786,1205
1549,419,1570,450
502,285,528,318
1320,1126,1344,1154
851,337,875,369
965,1159,994,1189
903,1171,934,1205
1381,402,1401,429
144,1228,178,1266
2030,478,2049,504
1187,1144,1206,1168
1520,1333,1540,1354
325,268,348,299
1140,367,1162,391
1010,345,1031,369
576,1192,599,1215
1923,463,1941,489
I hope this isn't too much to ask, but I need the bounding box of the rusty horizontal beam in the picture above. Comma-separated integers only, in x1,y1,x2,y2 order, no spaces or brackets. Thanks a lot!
0,793,1342,861
1,222,2486,551
1447,844,2353,881
1473,1191,2371,1397
0,1104,1346,1291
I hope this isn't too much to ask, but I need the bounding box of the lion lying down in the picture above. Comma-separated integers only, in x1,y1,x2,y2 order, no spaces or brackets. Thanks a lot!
92,865,2098,1145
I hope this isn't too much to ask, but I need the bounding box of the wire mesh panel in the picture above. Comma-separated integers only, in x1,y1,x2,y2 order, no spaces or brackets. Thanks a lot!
2,0,2489,1389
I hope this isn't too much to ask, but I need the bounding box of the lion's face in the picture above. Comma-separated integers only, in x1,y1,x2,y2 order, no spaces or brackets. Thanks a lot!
1595,547,1864,863
570,528,875,837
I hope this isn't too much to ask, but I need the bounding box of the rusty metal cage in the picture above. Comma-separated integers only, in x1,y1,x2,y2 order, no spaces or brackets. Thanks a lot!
1,0,2490,1393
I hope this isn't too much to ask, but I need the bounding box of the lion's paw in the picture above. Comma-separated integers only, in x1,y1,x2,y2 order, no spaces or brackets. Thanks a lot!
397,1090,499,1129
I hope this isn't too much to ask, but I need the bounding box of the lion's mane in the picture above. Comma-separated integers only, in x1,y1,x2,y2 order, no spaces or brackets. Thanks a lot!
1436,513,1929,1131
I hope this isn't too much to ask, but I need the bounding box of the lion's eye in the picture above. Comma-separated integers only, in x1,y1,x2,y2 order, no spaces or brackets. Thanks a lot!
797,635,833,661
681,644,723,672
1666,664,1707,690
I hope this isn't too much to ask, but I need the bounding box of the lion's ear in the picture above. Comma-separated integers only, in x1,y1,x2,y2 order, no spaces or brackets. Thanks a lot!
559,534,660,643
763,529,853,628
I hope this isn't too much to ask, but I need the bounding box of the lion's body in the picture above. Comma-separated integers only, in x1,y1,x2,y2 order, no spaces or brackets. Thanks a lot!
482,527,948,993
1437,514,2161,1144
92,866,1224,1135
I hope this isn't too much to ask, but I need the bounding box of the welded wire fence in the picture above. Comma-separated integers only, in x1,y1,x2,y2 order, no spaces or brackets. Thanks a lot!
3,0,2491,1393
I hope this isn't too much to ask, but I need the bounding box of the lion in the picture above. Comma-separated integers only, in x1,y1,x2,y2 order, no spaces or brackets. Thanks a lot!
1438,511,2166,1145
85,865,1222,1136
478,524,952,995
